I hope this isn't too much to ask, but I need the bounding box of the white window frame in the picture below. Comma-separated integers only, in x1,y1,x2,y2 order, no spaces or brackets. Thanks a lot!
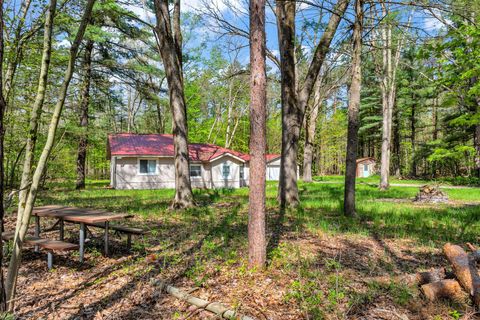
138,158,157,175
222,162,231,179
190,164,202,178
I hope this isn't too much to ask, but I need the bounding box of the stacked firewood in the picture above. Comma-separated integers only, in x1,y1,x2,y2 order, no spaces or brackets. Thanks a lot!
420,243,480,306
414,185,449,203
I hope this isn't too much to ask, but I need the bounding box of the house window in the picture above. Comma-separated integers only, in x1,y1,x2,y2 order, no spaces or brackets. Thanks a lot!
190,164,201,177
222,163,231,179
363,164,369,172
239,165,244,180
139,159,156,175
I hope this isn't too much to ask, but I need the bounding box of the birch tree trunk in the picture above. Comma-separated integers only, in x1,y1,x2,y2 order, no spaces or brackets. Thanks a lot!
15,0,56,245
153,0,194,208
3,0,32,103
302,84,322,182
278,0,349,206
248,0,267,268
344,0,363,217
378,4,409,190
0,0,8,310
6,0,95,308
76,39,94,190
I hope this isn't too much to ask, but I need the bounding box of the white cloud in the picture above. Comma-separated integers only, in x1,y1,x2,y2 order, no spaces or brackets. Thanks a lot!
423,9,452,32
124,4,155,24
183,0,244,13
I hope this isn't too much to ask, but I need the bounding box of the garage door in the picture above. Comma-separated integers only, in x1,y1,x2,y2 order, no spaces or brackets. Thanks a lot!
267,166,280,181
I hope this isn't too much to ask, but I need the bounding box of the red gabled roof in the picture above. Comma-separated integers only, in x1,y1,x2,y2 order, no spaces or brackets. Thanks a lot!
108,133,250,162
108,133,281,163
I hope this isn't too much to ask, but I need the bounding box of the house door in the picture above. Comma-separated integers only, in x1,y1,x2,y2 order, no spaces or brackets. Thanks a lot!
363,164,369,177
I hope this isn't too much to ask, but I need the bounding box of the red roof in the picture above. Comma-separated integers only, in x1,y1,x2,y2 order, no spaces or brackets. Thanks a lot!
108,133,274,163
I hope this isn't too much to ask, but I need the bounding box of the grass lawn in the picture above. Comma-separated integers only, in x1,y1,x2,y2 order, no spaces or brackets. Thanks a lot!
9,178,480,319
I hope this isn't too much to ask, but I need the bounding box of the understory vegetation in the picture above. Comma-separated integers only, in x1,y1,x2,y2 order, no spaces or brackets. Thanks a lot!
8,178,478,319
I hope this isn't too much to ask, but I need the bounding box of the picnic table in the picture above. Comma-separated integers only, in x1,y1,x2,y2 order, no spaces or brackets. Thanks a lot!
32,205,133,262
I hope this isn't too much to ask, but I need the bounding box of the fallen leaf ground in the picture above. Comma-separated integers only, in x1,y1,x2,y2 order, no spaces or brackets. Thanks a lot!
6,178,480,319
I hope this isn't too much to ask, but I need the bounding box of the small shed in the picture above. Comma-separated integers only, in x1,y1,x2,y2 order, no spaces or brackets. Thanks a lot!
356,157,376,178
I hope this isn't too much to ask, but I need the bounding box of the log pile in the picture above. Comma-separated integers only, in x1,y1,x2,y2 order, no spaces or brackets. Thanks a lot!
417,243,480,306
413,185,449,203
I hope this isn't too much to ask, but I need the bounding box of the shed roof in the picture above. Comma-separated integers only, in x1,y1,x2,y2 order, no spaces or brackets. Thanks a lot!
356,157,376,164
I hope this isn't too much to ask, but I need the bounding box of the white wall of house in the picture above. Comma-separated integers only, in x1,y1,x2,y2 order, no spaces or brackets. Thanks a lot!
266,158,281,181
209,156,243,188
112,155,248,189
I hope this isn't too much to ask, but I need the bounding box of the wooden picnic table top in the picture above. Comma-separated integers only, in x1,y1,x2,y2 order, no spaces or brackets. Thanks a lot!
32,205,132,224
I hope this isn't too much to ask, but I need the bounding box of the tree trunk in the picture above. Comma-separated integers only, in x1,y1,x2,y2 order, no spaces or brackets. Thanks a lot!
421,279,464,302
443,243,480,307
343,0,363,217
154,0,194,208
278,0,349,206
392,102,401,177
377,5,408,190
248,0,267,268
302,94,320,183
3,0,32,104
474,97,479,178
277,0,297,207
0,0,7,310
76,40,93,190
6,0,95,309
379,19,393,191
7,142,26,188
410,99,417,177
15,0,56,248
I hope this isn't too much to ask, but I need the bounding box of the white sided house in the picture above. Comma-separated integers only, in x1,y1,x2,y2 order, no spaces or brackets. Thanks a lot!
108,134,283,190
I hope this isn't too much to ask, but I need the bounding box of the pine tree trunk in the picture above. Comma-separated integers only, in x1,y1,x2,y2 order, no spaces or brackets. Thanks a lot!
154,0,194,208
343,0,363,217
6,0,94,308
76,40,93,190
248,0,267,268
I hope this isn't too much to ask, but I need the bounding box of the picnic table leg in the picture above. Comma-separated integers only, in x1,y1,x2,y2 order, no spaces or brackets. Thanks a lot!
34,215,40,252
59,218,64,241
104,221,109,256
47,252,53,270
79,222,85,263
126,234,132,252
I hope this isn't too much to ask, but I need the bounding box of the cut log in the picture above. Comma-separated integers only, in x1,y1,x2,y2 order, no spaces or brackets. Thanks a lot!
466,242,480,262
443,243,480,307
417,268,447,286
151,279,255,320
421,279,464,301
362,268,447,286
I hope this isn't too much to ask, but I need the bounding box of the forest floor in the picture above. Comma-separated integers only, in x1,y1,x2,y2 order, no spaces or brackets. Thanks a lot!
6,177,480,319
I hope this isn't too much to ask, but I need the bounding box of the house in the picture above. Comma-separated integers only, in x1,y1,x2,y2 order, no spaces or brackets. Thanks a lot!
356,157,376,178
107,133,284,189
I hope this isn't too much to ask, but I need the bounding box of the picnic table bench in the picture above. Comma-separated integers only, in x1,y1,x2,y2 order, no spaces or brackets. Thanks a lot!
32,205,147,262
2,232,79,269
